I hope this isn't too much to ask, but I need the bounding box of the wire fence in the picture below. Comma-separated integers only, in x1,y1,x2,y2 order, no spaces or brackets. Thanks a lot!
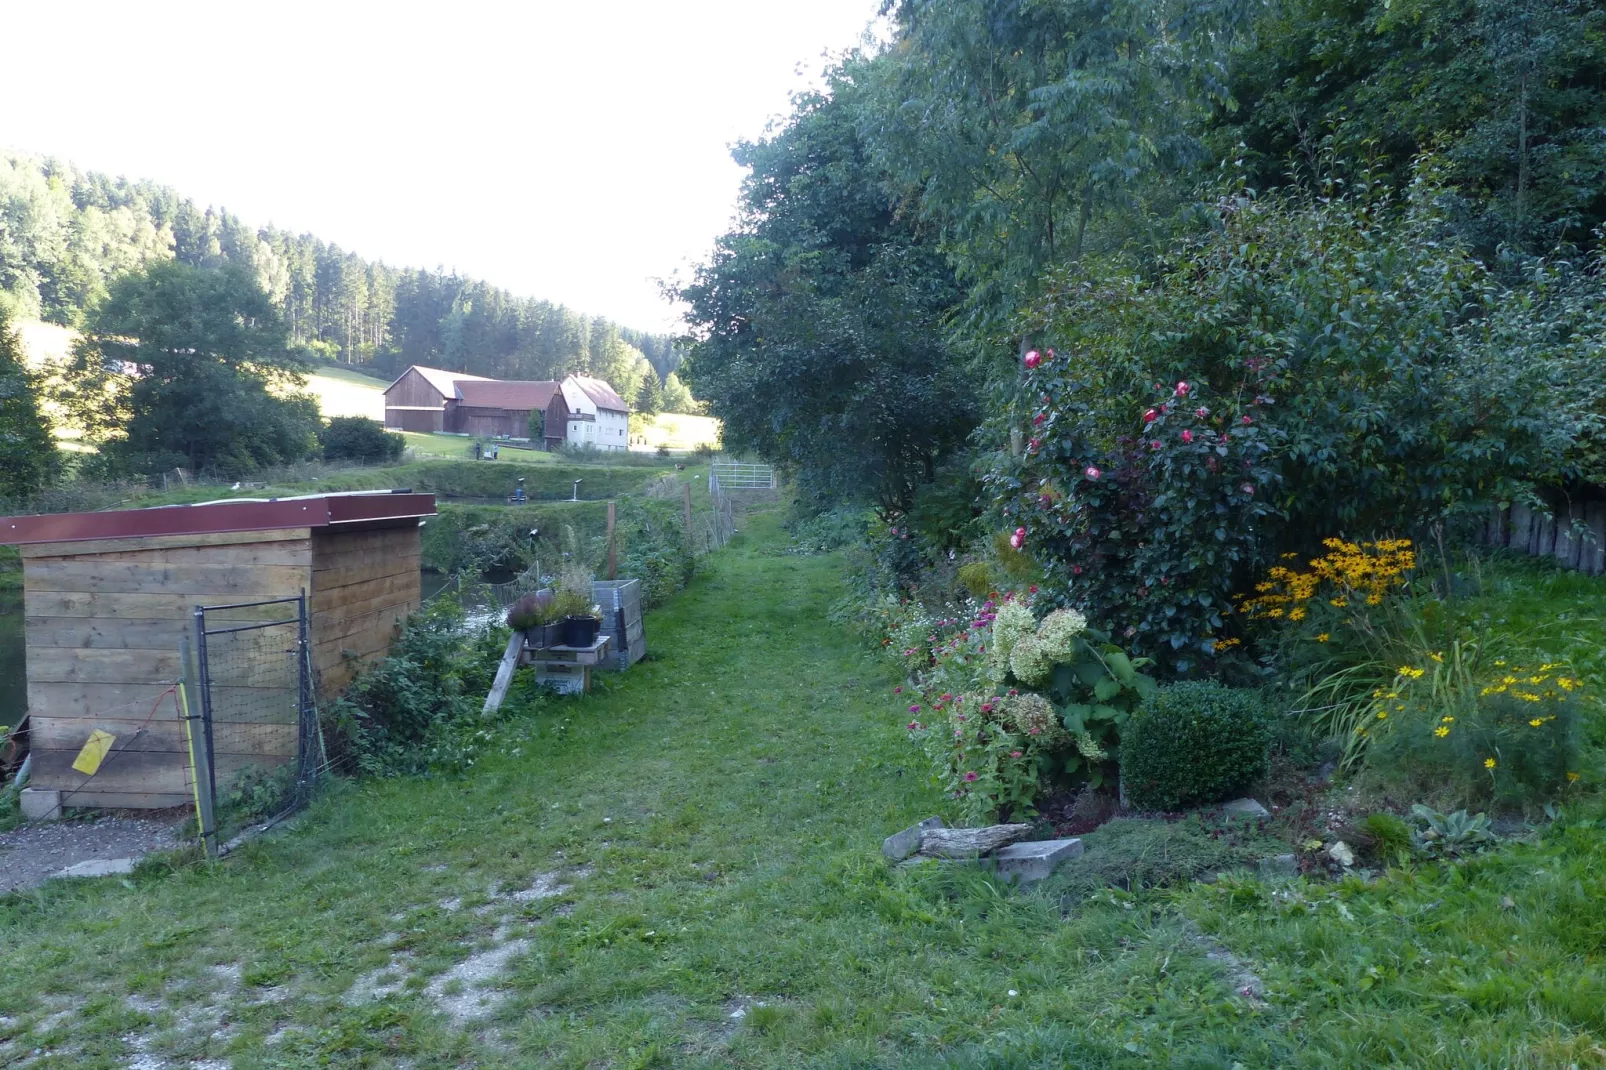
190,595,323,857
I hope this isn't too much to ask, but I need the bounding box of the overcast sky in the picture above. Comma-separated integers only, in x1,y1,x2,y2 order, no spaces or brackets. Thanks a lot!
1,0,886,333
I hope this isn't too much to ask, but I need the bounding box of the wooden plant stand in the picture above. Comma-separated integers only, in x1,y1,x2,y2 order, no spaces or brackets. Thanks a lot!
520,635,613,694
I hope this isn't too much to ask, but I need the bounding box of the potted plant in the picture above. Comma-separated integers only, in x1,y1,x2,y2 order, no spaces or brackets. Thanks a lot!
555,563,603,648
507,589,564,648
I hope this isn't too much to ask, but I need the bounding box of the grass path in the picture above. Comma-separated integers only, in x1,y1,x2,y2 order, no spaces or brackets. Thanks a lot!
2,513,1603,1068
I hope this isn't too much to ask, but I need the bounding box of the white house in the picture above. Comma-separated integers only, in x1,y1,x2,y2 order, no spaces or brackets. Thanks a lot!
560,375,631,452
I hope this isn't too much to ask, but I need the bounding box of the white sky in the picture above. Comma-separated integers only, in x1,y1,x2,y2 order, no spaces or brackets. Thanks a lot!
1,0,887,334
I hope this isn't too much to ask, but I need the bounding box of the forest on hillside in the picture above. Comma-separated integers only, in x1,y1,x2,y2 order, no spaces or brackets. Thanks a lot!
0,151,692,407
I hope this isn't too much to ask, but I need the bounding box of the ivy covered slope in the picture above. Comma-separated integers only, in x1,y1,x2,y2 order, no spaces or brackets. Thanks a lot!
1,514,1604,1067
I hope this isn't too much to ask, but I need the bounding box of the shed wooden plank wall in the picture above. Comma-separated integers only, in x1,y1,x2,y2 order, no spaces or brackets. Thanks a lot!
309,524,422,696
19,528,313,809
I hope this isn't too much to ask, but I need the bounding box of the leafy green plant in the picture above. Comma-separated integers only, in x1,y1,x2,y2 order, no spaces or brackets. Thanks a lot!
319,416,405,464
1409,804,1496,859
1121,681,1272,811
1366,669,1586,809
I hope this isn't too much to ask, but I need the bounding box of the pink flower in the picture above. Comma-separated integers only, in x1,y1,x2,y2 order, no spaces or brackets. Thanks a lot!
1241,482,1255,496
909,704,921,713
1033,412,1046,426
1010,750,1023,759
1010,527,1026,550
1029,584,1039,593
1029,727,1041,735
963,771,979,782
893,686,903,694
1029,438,1041,452
1151,440,1162,450
1196,407,1208,419
1084,465,1101,480
1072,565,1082,575
1241,414,1253,425
1039,494,1052,507
1220,432,1230,443
1181,430,1193,444
1143,408,1158,424
907,721,922,730
941,693,952,702
1023,349,1041,369
981,702,994,713
1175,380,1191,396
1045,349,1055,360
1008,688,1019,697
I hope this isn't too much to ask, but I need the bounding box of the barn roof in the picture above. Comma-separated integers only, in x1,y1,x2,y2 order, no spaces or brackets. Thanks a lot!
454,380,561,410
0,492,436,546
384,364,492,398
566,375,631,414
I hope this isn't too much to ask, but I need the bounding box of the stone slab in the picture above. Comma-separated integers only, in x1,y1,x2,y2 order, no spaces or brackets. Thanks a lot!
53,857,136,879
883,816,945,861
1221,798,1270,819
19,788,62,822
987,838,1084,885
1257,853,1299,878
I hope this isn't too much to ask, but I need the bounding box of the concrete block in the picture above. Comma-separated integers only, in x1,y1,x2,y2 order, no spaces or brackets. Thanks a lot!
1221,798,1270,819
987,838,1084,885
54,858,136,879
19,788,62,822
883,816,945,861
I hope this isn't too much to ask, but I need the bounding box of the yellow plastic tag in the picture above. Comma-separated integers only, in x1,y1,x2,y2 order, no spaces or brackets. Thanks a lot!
72,729,116,776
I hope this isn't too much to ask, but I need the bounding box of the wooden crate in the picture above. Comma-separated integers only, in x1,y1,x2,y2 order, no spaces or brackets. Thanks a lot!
592,579,646,672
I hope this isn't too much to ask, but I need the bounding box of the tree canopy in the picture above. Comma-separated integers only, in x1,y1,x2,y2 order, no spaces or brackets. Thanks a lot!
0,304,58,502
61,261,321,476
676,72,976,516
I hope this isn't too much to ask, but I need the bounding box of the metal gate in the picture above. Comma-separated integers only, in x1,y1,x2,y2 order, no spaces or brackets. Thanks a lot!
186,594,322,857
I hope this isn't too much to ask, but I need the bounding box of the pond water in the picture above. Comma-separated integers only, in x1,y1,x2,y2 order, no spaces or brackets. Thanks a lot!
0,590,24,731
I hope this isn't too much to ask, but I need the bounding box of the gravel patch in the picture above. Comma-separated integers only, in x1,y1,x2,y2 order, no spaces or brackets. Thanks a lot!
0,815,185,893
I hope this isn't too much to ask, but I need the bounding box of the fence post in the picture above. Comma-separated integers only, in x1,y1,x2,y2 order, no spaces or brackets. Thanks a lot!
179,630,218,860
683,482,693,535
192,608,219,823
606,501,618,581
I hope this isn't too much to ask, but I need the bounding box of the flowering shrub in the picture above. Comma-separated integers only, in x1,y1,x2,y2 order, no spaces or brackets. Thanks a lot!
993,376,1279,674
908,691,1068,825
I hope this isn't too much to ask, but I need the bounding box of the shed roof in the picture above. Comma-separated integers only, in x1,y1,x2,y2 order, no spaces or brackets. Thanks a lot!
384,364,492,399
0,491,436,546
454,380,561,410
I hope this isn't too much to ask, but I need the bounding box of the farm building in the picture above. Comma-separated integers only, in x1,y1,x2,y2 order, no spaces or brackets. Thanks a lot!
0,492,435,811
561,375,632,452
451,379,569,447
382,364,493,432
384,365,629,450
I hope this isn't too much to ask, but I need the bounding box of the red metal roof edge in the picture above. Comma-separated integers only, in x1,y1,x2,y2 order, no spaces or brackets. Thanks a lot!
0,493,436,546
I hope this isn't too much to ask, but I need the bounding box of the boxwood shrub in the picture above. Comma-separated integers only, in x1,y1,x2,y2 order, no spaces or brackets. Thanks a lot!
1121,681,1271,811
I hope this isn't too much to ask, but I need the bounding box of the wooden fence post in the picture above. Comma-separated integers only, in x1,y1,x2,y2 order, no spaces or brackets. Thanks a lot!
683,482,693,534
607,500,617,581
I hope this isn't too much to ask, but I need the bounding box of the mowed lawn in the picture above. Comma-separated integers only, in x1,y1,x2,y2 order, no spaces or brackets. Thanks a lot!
1,513,1603,1068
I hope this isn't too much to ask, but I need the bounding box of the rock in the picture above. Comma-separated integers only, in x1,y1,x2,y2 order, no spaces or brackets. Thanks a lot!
1257,853,1299,878
19,789,62,822
882,817,945,861
920,823,1033,859
1327,840,1355,868
1221,798,1270,819
986,838,1084,885
53,858,136,879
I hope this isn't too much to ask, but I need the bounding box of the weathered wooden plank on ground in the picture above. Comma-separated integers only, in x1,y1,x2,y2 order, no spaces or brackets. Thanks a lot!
482,631,526,716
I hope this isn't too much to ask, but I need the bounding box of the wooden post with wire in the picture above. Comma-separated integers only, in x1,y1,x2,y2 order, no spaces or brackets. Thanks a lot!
683,482,693,536
606,500,617,580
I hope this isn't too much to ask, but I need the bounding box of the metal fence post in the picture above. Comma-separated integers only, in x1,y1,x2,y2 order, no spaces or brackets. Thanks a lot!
192,607,219,827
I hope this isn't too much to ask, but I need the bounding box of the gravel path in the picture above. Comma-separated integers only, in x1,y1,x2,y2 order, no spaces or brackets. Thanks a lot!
0,815,185,893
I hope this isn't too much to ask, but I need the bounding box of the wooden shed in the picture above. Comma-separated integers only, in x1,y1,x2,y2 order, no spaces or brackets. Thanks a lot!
0,492,435,810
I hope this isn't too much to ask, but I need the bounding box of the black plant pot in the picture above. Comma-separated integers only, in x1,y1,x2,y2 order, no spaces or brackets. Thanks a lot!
527,621,564,649
564,614,600,647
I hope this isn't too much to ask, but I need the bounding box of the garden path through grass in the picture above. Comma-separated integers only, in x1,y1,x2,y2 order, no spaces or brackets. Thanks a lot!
2,511,1604,1068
